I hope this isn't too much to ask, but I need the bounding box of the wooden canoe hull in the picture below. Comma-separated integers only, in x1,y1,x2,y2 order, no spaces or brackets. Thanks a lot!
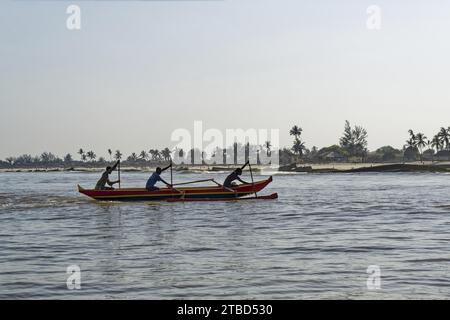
166,193,278,202
78,176,273,202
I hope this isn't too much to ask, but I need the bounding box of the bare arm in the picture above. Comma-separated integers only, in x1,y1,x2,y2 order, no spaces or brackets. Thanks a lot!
111,160,120,171
240,160,249,171
236,176,249,184
106,179,119,186
161,163,172,172
160,177,171,186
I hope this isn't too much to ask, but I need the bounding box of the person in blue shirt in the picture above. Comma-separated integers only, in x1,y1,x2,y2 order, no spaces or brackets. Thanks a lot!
146,164,172,191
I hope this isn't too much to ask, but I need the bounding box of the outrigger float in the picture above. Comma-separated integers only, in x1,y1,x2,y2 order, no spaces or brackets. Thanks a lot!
78,176,277,202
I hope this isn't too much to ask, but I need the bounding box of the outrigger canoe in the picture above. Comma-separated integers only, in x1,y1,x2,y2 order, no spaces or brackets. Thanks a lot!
78,176,277,202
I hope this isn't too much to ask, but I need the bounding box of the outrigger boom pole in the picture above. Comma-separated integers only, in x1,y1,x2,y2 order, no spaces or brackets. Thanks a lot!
248,161,257,198
118,160,121,189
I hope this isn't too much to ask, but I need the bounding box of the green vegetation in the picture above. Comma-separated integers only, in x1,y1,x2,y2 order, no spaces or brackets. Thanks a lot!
2,124,450,169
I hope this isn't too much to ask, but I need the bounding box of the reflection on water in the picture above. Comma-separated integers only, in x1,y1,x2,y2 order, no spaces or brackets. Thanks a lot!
1,171,450,299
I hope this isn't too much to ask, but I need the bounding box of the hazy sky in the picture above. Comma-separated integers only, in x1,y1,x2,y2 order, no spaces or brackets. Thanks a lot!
1,0,450,159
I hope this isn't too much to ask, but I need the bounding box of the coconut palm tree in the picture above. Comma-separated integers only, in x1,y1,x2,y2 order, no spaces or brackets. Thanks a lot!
415,133,427,162
431,135,443,153
438,127,450,150
404,137,417,149
78,148,85,162
139,150,148,161
201,151,207,164
289,125,302,139
264,141,271,157
114,150,122,161
149,149,161,161
292,139,306,158
408,129,416,141
154,150,161,160
86,151,96,162
161,148,172,161
5,157,15,166
127,152,138,162
149,149,156,161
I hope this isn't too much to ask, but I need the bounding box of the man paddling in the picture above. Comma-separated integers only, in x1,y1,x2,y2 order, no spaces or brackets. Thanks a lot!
146,164,172,191
95,160,120,190
223,162,250,188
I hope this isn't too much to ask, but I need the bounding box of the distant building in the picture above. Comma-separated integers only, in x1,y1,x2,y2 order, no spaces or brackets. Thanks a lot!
422,149,435,161
403,147,418,162
435,150,450,161
325,151,346,162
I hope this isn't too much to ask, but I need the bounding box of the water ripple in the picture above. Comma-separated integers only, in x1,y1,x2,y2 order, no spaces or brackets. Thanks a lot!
1,171,450,298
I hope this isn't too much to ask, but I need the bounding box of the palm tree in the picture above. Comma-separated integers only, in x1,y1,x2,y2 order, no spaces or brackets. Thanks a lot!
438,127,450,150
114,150,122,161
149,149,155,160
431,135,443,152
201,151,207,164
426,139,432,150
408,129,416,141
5,157,14,166
264,141,271,157
139,150,148,161
149,149,161,161
178,148,185,164
292,139,306,158
108,149,112,161
415,133,427,162
78,148,85,161
127,152,138,162
289,125,302,139
161,148,172,161
404,137,417,149
86,151,96,162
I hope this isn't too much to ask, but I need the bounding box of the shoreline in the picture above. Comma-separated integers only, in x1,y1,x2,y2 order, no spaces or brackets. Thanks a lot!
1,162,450,174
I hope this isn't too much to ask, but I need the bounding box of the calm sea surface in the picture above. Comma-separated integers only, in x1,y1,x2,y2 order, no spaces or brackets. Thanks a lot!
1,171,450,299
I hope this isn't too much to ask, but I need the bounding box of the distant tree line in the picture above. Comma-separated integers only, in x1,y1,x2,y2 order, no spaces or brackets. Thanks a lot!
403,127,450,162
2,124,450,168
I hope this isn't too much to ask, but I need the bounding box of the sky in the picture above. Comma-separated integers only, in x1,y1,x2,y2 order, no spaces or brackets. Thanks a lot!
1,0,450,159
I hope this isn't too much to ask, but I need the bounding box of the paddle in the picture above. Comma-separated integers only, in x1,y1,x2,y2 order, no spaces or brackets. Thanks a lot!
168,160,185,199
246,160,257,198
170,159,173,186
173,179,215,186
118,160,121,189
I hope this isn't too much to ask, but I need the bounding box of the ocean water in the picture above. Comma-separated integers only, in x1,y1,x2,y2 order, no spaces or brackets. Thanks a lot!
1,171,450,299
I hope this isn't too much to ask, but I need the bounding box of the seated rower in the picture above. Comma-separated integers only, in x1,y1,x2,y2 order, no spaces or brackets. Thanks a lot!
223,163,250,188
146,164,172,191
95,161,120,190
